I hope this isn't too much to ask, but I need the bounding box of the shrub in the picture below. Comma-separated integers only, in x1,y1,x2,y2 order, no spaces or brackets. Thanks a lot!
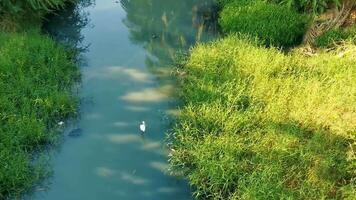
219,1,309,47
315,26,356,47
0,31,79,198
169,35,356,199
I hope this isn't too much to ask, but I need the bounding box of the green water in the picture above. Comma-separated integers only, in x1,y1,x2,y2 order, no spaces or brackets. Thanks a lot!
33,0,217,199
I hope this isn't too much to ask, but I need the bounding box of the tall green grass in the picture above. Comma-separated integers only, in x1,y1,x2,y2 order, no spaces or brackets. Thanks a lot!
169,35,356,199
0,31,79,198
219,1,309,47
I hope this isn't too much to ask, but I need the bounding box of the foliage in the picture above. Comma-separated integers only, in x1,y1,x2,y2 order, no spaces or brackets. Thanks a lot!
219,1,309,47
315,26,356,47
169,35,356,199
0,31,79,198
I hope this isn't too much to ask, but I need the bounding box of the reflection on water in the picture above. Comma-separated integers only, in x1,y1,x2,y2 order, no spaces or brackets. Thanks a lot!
121,0,218,74
34,0,218,199
43,0,93,64
121,85,173,103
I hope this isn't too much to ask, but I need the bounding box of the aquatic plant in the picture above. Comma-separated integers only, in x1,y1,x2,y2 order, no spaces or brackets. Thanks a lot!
169,35,356,199
0,31,79,198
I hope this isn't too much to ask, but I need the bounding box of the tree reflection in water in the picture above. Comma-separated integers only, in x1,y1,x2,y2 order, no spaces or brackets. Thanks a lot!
120,0,218,75
43,0,93,64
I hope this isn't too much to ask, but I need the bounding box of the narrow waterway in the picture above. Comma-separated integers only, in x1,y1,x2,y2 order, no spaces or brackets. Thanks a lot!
33,0,217,199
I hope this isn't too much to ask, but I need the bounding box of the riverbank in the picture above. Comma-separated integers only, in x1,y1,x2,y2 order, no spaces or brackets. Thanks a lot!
0,1,80,198
169,0,356,199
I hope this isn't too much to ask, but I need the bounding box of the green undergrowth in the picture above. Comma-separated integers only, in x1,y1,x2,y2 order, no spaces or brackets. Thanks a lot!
0,31,79,198
169,35,356,199
315,26,356,48
219,0,309,47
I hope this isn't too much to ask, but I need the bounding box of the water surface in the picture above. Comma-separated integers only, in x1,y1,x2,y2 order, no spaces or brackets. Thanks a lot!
34,0,217,199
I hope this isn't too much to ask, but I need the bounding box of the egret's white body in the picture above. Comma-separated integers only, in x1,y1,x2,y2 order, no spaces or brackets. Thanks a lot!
140,121,146,133
58,121,64,126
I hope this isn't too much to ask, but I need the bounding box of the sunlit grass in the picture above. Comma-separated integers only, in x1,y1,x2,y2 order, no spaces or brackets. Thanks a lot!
0,31,79,198
169,35,356,199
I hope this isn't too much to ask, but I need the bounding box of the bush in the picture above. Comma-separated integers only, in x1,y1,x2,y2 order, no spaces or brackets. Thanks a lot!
315,26,356,47
169,35,356,199
0,31,79,198
219,1,309,47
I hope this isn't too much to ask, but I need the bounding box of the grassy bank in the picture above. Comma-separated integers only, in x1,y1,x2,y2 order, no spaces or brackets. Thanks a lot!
169,0,356,199
170,35,355,200
0,0,80,198
0,31,80,199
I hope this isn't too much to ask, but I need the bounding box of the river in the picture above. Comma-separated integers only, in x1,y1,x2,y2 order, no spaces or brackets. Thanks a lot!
32,0,217,199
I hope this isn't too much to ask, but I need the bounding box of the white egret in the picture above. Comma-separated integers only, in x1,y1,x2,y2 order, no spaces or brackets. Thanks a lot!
139,121,146,133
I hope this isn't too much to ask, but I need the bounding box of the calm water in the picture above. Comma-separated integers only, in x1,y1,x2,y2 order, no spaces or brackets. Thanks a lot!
33,0,217,199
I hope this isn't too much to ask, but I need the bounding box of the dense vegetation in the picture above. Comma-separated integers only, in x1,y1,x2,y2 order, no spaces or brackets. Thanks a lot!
315,26,356,47
0,0,80,198
0,31,79,199
219,0,309,47
170,35,355,200
169,0,356,199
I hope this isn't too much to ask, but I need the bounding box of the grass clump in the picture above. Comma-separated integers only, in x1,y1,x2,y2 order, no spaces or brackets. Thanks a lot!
169,35,356,199
315,26,356,48
0,31,79,198
219,1,309,47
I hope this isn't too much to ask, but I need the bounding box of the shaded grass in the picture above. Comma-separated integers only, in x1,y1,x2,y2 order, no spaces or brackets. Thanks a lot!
315,26,356,48
169,35,356,199
219,1,309,47
0,31,79,198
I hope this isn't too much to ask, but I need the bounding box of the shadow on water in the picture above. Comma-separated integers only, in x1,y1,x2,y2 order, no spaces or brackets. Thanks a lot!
30,0,219,199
